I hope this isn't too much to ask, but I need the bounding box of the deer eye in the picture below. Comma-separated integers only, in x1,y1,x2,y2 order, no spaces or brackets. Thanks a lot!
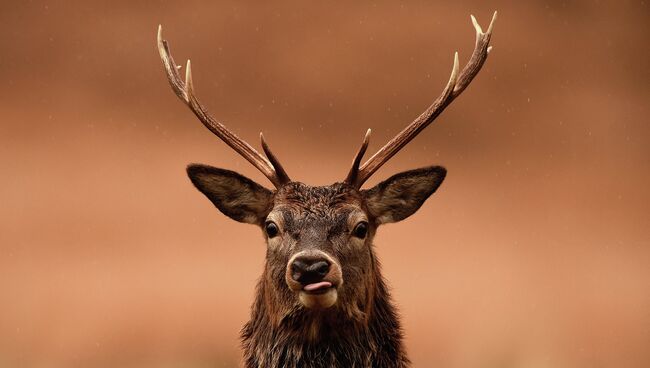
265,221,279,238
352,222,368,239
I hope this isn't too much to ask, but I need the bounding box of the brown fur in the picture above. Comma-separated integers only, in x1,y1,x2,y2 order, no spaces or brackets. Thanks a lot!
187,165,447,367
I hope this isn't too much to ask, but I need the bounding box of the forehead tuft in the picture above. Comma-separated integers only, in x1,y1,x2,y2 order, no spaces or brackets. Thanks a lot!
273,182,363,213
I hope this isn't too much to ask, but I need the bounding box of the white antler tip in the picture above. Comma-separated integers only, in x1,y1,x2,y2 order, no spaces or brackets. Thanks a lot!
363,128,372,142
260,131,270,150
487,46,493,54
446,51,460,90
156,24,164,49
184,59,193,96
487,11,497,34
470,14,483,35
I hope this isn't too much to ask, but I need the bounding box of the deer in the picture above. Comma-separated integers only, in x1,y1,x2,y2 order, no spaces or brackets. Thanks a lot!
157,12,495,368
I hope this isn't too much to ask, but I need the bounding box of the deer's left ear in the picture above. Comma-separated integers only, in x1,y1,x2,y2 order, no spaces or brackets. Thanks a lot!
361,166,446,225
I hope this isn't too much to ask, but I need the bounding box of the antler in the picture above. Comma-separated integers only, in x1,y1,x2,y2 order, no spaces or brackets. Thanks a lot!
157,26,290,188
345,12,497,188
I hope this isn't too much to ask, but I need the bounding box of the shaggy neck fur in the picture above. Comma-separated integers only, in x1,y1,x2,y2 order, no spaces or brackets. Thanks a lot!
241,260,410,368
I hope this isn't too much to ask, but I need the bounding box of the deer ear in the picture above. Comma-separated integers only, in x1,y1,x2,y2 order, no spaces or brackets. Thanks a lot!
361,166,446,225
187,164,273,225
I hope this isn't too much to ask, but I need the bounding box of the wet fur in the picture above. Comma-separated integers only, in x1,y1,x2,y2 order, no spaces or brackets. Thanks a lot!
242,261,409,367
242,182,411,368
187,166,446,368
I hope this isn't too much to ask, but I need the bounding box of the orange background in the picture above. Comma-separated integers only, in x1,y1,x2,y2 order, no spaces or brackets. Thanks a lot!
1,1,648,367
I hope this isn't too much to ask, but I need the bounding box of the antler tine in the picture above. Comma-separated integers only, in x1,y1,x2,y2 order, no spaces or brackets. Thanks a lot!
344,129,372,185
157,25,290,188
454,11,497,97
351,12,496,188
260,133,291,184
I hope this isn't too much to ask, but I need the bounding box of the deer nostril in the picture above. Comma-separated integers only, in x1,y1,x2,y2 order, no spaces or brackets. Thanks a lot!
291,258,330,285
308,261,330,277
291,260,308,281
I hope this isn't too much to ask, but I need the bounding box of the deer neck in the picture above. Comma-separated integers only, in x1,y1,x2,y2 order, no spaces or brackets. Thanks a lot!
240,269,410,368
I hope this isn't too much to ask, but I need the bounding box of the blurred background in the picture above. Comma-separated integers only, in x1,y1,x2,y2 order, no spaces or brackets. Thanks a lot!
0,1,648,367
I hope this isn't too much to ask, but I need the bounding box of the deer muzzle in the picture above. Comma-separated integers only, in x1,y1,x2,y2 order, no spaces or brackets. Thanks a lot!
286,250,343,309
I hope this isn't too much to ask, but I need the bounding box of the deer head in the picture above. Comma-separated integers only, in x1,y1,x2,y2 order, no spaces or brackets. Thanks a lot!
157,13,495,323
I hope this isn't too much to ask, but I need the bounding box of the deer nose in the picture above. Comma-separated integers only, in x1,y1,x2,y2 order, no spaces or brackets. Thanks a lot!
291,257,330,285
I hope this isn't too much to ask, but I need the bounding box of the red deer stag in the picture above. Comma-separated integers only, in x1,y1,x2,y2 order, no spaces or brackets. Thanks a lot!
158,12,496,368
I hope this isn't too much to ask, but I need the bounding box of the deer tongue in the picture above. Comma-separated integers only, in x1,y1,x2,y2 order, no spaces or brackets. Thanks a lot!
303,281,332,292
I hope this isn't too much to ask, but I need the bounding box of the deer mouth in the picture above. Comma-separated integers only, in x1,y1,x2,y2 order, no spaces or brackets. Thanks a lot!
302,281,333,295
299,284,338,309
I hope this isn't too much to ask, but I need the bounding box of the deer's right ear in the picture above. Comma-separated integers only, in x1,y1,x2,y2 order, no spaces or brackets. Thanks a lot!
187,164,273,225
